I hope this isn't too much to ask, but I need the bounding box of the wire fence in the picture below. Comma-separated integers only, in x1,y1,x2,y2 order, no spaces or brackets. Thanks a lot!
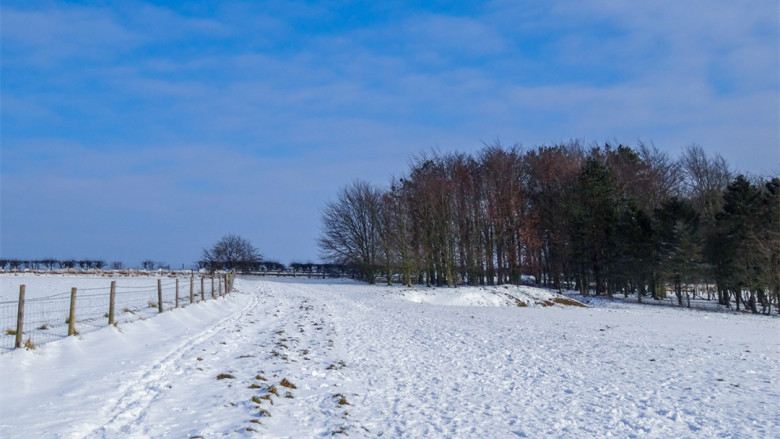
1,273,234,353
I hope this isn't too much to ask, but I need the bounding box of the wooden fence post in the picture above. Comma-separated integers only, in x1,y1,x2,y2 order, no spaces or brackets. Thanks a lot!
218,276,223,297
175,278,179,308
68,287,77,336
108,281,116,325
15,285,25,349
157,279,163,313
201,276,205,301
189,275,194,304
211,276,215,299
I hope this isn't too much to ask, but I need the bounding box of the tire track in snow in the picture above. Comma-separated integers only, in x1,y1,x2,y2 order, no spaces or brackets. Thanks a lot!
81,292,259,438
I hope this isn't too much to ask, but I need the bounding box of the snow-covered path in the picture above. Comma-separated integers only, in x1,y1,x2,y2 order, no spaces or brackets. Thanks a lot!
1,278,778,438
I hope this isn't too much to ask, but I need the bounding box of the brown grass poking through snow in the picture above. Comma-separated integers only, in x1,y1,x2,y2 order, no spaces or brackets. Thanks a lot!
333,394,349,406
551,297,588,307
280,378,297,389
537,296,588,308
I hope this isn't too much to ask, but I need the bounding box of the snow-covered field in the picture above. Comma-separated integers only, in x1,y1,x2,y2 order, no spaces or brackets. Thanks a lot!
1,276,778,438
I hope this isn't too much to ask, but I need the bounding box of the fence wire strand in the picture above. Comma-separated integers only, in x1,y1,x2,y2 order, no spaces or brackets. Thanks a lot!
1,276,230,353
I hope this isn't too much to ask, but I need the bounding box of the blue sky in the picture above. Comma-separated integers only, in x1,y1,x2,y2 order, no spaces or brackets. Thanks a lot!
1,0,778,268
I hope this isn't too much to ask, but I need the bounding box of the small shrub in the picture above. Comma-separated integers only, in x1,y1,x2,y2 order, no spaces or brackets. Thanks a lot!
258,409,271,418
248,384,261,389
24,338,35,350
38,324,49,330
280,378,297,389
251,396,263,404
147,301,157,308
284,391,294,399
123,308,134,314
255,375,267,381
5,329,17,336
333,394,349,406
216,373,235,380
267,385,279,397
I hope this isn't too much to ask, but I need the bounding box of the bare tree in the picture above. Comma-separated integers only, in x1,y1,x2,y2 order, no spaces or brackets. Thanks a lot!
318,180,383,283
680,144,731,220
201,234,262,273
637,142,682,212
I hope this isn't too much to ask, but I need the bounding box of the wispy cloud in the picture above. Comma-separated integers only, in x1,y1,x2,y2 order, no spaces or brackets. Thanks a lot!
2,6,143,65
1,0,777,265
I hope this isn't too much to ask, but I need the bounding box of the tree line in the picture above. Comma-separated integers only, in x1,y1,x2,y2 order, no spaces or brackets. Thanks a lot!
0,259,173,271
318,142,779,314
197,233,354,277
1,259,111,270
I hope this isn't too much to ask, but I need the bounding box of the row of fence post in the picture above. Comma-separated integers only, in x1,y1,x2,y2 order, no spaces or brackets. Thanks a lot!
13,272,235,349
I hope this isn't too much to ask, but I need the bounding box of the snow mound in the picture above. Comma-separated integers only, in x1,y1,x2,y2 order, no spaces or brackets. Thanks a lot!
391,284,587,308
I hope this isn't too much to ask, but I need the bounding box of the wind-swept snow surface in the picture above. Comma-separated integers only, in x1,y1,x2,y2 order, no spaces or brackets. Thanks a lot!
1,278,778,438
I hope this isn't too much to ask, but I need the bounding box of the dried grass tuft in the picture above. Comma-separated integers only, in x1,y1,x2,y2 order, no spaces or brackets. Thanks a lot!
280,378,297,389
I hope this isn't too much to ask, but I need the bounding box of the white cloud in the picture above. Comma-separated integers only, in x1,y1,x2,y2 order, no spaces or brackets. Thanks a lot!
1,6,144,65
